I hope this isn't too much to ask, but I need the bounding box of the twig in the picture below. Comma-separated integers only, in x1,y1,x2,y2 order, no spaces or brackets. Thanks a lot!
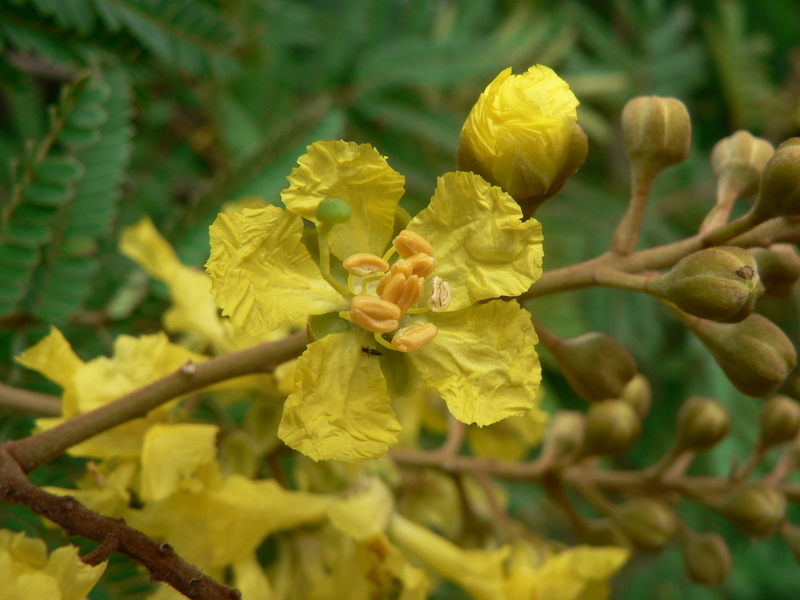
0,382,61,417
0,448,239,600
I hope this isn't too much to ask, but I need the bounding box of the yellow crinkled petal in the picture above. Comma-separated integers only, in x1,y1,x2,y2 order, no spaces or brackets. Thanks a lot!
467,401,549,461
34,333,206,459
120,217,231,350
408,300,540,426
207,204,344,336
15,327,81,415
128,475,333,569
233,553,276,600
278,331,401,461
0,531,106,600
73,333,205,414
408,171,543,311
327,477,394,541
507,545,629,600
387,513,509,600
281,140,405,260
140,424,221,502
47,545,108,600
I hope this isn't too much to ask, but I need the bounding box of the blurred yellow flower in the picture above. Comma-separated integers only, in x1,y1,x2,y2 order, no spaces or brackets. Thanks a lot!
206,140,544,462
457,65,587,214
0,529,106,600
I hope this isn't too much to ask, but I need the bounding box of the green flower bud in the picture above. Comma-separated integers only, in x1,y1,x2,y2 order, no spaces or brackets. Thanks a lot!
582,518,632,549
316,197,353,224
582,400,641,456
650,247,763,323
722,483,786,537
680,531,732,585
612,498,677,551
549,332,638,403
618,373,652,420
711,130,775,199
622,96,691,174
759,394,800,447
541,410,586,463
687,313,797,397
750,138,800,220
675,396,731,452
751,244,800,298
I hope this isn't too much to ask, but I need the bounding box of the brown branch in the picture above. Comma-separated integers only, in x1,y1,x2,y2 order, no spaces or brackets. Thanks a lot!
6,332,308,473
0,382,61,417
0,447,240,600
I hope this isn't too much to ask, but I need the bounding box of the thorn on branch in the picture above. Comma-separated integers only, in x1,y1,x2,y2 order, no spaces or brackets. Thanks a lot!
81,535,120,566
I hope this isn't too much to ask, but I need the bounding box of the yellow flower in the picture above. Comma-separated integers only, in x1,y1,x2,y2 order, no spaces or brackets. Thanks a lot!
457,65,588,214
504,542,629,600
16,327,206,459
0,529,106,600
206,140,544,461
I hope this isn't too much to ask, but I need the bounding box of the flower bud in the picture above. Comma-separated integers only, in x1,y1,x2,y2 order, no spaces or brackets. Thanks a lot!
751,244,800,298
612,498,677,551
675,396,731,452
712,130,774,198
750,138,800,220
549,332,638,403
649,247,763,323
457,65,588,215
618,373,652,420
581,400,641,456
582,518,632,549
680,531,731,584
621,96,691,174
687,313,796,397
540,410,586,463
721,483,786,537
759,395,800,447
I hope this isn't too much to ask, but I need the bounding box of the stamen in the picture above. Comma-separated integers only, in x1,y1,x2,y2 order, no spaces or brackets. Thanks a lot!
350,295,401,333
394,275,423,316
391,322,438,352
393,230,434,258
404,252,436,277
343,253,390,277
378,272,406,304
373,331,395,351
428,276,451,312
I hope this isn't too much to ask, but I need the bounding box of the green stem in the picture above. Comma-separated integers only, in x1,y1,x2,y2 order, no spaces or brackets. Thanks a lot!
6,332,308,473
609,167,657,255
316,224,350,297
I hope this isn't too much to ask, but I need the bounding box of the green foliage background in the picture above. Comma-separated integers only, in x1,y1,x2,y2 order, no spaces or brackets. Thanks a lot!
1,0,799,598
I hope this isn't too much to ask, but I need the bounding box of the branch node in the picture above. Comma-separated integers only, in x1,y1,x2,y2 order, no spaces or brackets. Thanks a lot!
180,360,198,375
81,535,119,566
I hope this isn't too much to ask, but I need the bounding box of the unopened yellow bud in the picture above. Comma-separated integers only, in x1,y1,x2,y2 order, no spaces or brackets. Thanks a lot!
711,130,774,198
681,531,731,584
540,410,586,463
675,396,731,452
427,276,451,312
760,395,800,447
649,247,763,323
391,322,438,352
612,498,677,551
582,400,641,456
618,373,652,420
751,244,800,298
750,138,800,220
350,295,401,333
687,314,796,397
549,332,638,403
621,96,691,174
457,65,587,215
343,253,389,277
722,483,786,537
393,230,433,258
